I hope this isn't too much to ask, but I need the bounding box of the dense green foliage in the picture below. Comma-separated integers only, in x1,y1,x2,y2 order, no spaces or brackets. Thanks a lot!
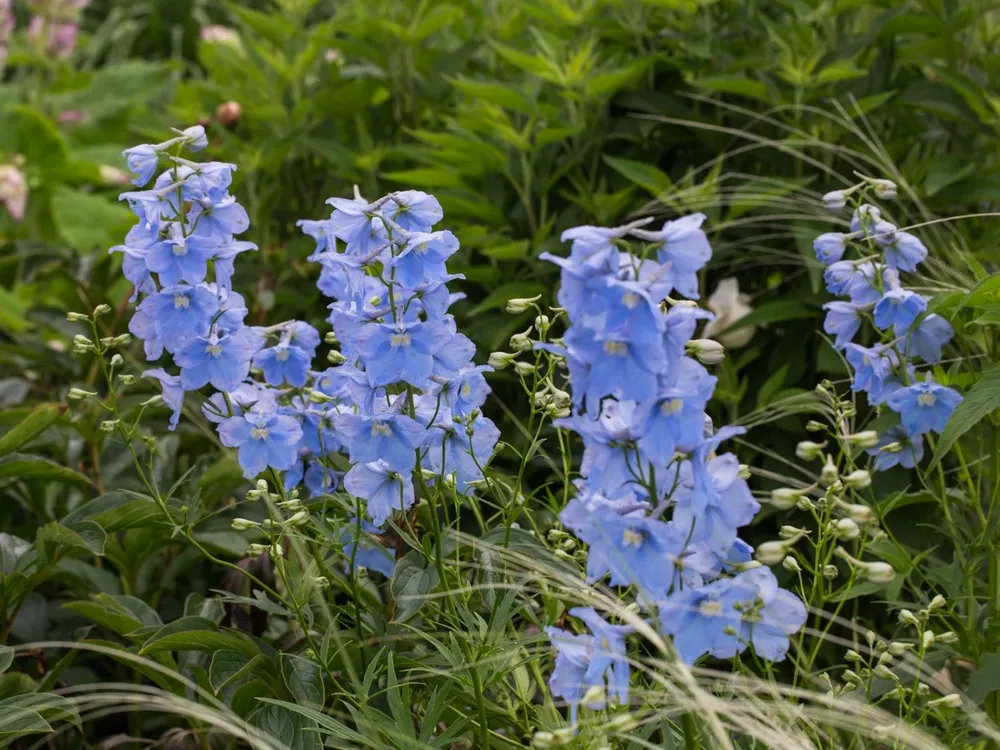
0,0,999,747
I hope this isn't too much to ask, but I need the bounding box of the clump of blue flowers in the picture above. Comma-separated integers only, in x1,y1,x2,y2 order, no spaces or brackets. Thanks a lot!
117,129,498,569
817,180,962,470
538,215,806,721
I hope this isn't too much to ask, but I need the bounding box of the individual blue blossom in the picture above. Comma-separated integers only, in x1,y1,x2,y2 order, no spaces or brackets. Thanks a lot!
355,320,451,388
559,485,649,537
202,382,277,423
867,425,924,470
343,460,415,527
211,240,258,292
183,125,209,152
870,220,899,248
430,328,477,379
139,285,219,342
729,568,807,662
387,190,443,232
850,204,882,234
435,365,491,419
671,451,760,554
327,196,389,255
635,213,712,299
903,313,953,363
340,519,396,577
174,328,261,392
145,234,216,286
658,577,745,664
335,411,428,473
190,195,250,242
558,402,643,497
390,230,460,288
424,414,500,493
142,368,185,430
822,301,863,348
882,231,927,272
109,244,156,301
564,326,662,406
122,144,160,186
813,233,847,265
873,288,927,334
582,277,664,346
844,342,901,405
218,408,304,479
286,321,321,355
632,358,716,461
887,378,962,436
299,406,341,455
254,342,312,387
578,508,689,602
303,460,340,496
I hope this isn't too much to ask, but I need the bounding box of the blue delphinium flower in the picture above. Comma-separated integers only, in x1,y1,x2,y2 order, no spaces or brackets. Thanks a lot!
633,213,712,299
218,408,303,479
423,413,501,493
658,577,744,663
867,425,924,470
254,342,312,387
887,378,962,436
822,301,863,348
387,190,443,232
882,231,927,272
845,343,901,405
813,233,847,265
355,320,450,388
174,328,261,392
903,313,953,363
122,144,161,186
141,285,219,342
340,519,396,577
343,460,416,527
335,411,427,472
873,288,927,334
730,568,807,662
142,368,185,430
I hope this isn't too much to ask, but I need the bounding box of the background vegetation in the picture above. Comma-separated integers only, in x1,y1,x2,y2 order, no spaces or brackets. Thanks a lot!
0,0,998,747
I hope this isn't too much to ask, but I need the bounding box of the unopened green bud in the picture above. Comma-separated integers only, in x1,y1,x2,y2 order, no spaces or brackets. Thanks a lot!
509,330,534,352
513,361,535,376
324,331,338,344
771,487,804,510
864,561,895,584
247,543,268,557
534,314,550,333
231,518,259,531
686,339,725,365
823,564,839,580
928,594,946,610
110,353,124,368
844,431,879,449
796,441,827,461
806,420,826,432
755,541,788,565
888,642,913,656
93,304,112,316
842,470,871,489
928,693,962,709
488,351,518,369
898,609,920,627
66,311,90,322
782,556,801,573
313,576,331,590
327,350,347,365
505,294,542,314
286,511,309,527
118,374,136,385
921,630,935,649
834,518,860,540
873,664,898,681
820,455,839,485
935,631,958,644
100,420,119,432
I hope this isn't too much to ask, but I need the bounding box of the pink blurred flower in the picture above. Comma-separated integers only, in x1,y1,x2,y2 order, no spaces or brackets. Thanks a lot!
58,109,85,125
200,25,239,45
0,165,28,222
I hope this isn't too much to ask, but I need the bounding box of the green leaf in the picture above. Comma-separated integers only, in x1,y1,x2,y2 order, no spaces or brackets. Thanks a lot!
450,78,534,114
63,593,161,635
249,704,322,750
0,693,80,729
720,301,818,334
140,617,259,658
62,492,162,532
0,404,64,458
0,453,92,486
0,533,32,575
969,653,1000,704
691,75,769,102
928,369,1000,470
36,521,106,561
210,650,252,692
602,155,673,197
280,653,325,710
51,187,135,254
0,708,51,736
390,552,440,622
0,647,12,672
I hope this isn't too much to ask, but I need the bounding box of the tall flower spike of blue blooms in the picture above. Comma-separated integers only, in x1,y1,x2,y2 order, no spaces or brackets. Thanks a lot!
812,198,962,470
541,213,805,723
298,189,500,529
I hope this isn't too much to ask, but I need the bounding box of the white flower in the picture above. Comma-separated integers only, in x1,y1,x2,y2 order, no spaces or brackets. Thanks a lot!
702,277,756,348
0,164,27,222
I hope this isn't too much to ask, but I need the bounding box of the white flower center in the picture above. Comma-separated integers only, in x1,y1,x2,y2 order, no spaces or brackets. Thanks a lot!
276,348,290,362
699,600,723,617
414,242,429,256
603,340,627,356
370,422,392,437
461,382,472,397
250,427,270,440
390,332,412,348
621,528,645,548
621,291,639,309
172,243,187,257
205,343,223,358
917,392,936,407
660,398,683,416
173,294,190,310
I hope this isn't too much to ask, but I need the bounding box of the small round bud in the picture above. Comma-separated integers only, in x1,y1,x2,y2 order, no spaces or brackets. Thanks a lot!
505,294,541,314
928,594,946,610
782,556,801,573
738,464,751,480
805,420,826,432
898,609,920,627
822,190,847,211
534,314,550,333
93,304,112,317
844,651,862,664
823,564,839,580
513,361,535,376
312,576,331,590
269,543,284,560
327,350,347,365
509,331,533,352
118,374,136,385
324,331,338,345
795,441,827,461
864,561,896,584
921,630,935,649
928,693,962,709
109,353,124,368
247,543,268,557
755,541,788,565
66,311,90,322
873,664,898,681
834,518,860,540
100,420,119,432
686,339,725,365
820,455,839,485
771,487,804,510
842,470,871,489
935,631,958,644
68,387,97,399
844,431,879,449
231,518,259,531
488,351,518,369
872,179,897,200
888,642,913,656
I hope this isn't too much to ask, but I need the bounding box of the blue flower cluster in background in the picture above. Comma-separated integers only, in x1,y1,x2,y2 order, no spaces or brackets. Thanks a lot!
817,195,962,470
541,215,806,721
118,130,499,574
